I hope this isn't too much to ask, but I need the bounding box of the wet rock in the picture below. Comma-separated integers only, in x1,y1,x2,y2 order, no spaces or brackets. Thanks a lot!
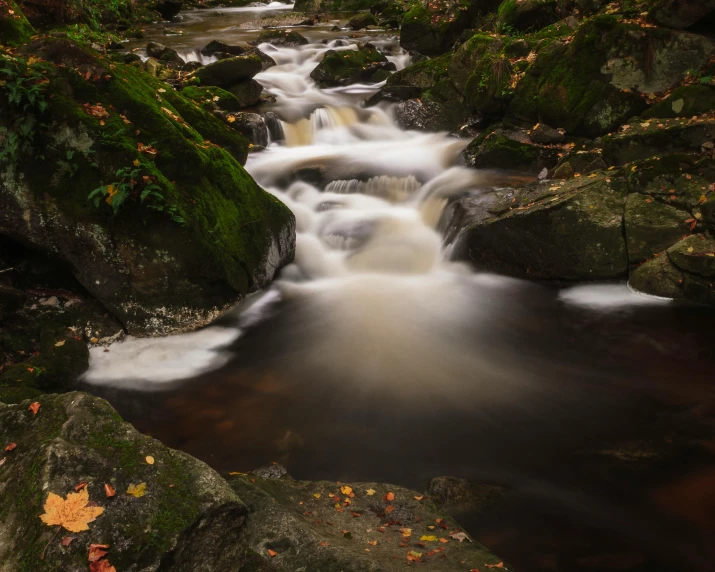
229,112,269,146
294,0,375,12
0,392,249,571
253,29,309,47
244,47,277,70
146,41,183,65
264,111,285,142
497,0,559,32
0,285,24,320
201,39,253,57
1,38,294,336
144,57,177,80
425,476,506,513
463,125,560,173
154,0,184,20
348,12,378,30
310,45,396,87
641,86,715,120
181,60,203,72
227,79,264,108
530,123,565,144
451,173,629,280
251,462,290,480
182,84,243,111
648,0,715,29
239,12,315,29
510,15,714,136
228,472,508,571
193,54,263,87
394,98,457,131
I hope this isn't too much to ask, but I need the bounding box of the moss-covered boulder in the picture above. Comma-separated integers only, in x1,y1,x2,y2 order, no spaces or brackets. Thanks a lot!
348,11,378,29
201,39,253,57
181,84,243,112
629,234,715,304
648,0,715,29
624,193,691,263
227,79,264,108
253,29,309,47
193,54,262,88
497,0,559,32
463,125,560,172
0,38,294,336
292,0,374,12
228,469,508,571
641,85,715,120
0,392,250,571
0,0,34,46
509,16,714,136
452,173,629,280
310,45,396,87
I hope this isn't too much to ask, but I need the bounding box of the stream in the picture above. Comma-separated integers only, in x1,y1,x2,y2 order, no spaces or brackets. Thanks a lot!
79,4,715,571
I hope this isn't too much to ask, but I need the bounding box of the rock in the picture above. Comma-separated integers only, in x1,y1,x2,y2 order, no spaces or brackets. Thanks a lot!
497,0,559,32
253,29,309,47
451,173,629,280
530,123,565,144
0,38,294,336
463,125,560,173
146,41,183,66
510,15,714,136
251,462,290,480
264,111,285,142
201,39,253,57
0,392,249,571
0,1,35,47
425,476,506,513
293,0,375,12
641,86,715,120
153,0,184,20
144,57,176,80
310,46,396,87
181,60,203,73
400,0,499,56
229,112,269,146
602,116,715,166
238,12,315,29
227,79,264,108
348,12,378,30
629,250,686,299
624,194,692,263
193,54,263,88
394,99,457,131
648,0,715,29
243,47,277,70
228,472,509,571
182,85,243,111
0,285,24,320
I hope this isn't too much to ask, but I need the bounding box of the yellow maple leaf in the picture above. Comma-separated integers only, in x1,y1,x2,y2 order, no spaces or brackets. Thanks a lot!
39,488,104,533
340,485,353,495
420,535,438,542
105,184,118,206
127,483,147,498
365,489,376,496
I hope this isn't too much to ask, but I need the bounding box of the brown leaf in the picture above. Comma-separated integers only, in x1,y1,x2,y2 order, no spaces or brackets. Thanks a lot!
350,512,361,518
60,536,76,547
104,484,116,498
267,549,278,557
385,505,395,514
89,560,116,572
485,563,505,569
88,545,108,562
414,495,424,501
5,442,16,452
39,488,104,533
75,482,87,492
28,402,41,415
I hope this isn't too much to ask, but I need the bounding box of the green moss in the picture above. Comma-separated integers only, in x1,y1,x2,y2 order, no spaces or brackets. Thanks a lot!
0,385,43,404
641,85,715,119
0,1,35,46
181,85,243,112
310,46,390,87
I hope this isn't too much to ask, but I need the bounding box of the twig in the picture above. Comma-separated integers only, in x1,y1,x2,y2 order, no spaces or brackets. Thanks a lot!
41,526,60,560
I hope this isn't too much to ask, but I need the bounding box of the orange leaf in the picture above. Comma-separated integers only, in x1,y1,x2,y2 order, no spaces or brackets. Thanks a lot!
28,402,41,415
75,482,87,492
267,549,278,557
385,505,395,514
5,442,16,452
88,545,108,562
485,563,505,569
104,484,116,498
60,536,75,547
384,491,395,502
350,512,361,518
39,488,104,533
414,495,424,501
89,560,116,572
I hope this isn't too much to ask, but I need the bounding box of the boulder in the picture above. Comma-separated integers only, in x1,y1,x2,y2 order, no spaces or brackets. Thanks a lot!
0,392,249,571
530,122,565,144
253,29,309,47
0,1,35,46
227,79,264,107
193,54,263,88
181,85,243,111
310,45,396,87
0,39,294,336
463,125,560,172
293,0,374,12
648,0,715,29
201,39,253,57
624,194,692,263
509,15,715,136
641,85,715,120
497,0,559,32
228,469,509,571
244,47,277,71
451,173,629,280
153,0,184,21
348,11,378,30
228,112,269,146
146,41,185,67
394,99,457,131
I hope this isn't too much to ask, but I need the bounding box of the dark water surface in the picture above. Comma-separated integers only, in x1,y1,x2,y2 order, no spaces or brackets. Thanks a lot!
81,6,715,572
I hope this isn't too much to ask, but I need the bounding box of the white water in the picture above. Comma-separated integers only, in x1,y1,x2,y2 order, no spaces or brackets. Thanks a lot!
85,28,662,390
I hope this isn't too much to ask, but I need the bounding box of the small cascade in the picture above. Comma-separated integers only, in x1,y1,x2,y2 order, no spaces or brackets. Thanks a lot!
325,175,421,203
264,111,285,143
281,105,361,146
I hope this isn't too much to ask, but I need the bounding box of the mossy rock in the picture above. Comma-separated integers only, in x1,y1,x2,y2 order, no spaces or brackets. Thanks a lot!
452,173,629,280
497,0,559,32
648,0,715,29
181,85,243,112
463,126,559,172
0,1,35,46
348,11,378,30
510,15,714,136
641,85,715,120
227,79,264,108
310,46,396,87
253,29,309,47
0,392,250,571
193,54,262,88
0,38,294,336
228,469,509,571
292,0,375,12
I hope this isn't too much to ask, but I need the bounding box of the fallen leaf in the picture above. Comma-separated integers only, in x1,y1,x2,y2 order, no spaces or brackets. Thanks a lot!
88,544,109,562
421,535,438,542
127,483,147,498
75,482,87,492
227,115,236,123
439,538,449,544
449,531,471,543
485,563,505,569
340,485,353,495
313,493,321,499
29,402,41,415
0,458,5,467
414,495,424,501
145,456,155,465
366,488,376,496
319,541,329,547
267,549,278,557
400,528,412,537
39,488,104,532
407,551,422,562
5,443,17,452
384,491,395,502
368,540,378,546
90,337,99,344
60,536,76,546
89,560,116,572
350,512,361,518
385,505,395,514
104,484,116,498
55,340,65,347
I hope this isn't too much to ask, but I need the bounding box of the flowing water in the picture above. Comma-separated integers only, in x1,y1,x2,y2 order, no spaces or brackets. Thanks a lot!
80,5,715,571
